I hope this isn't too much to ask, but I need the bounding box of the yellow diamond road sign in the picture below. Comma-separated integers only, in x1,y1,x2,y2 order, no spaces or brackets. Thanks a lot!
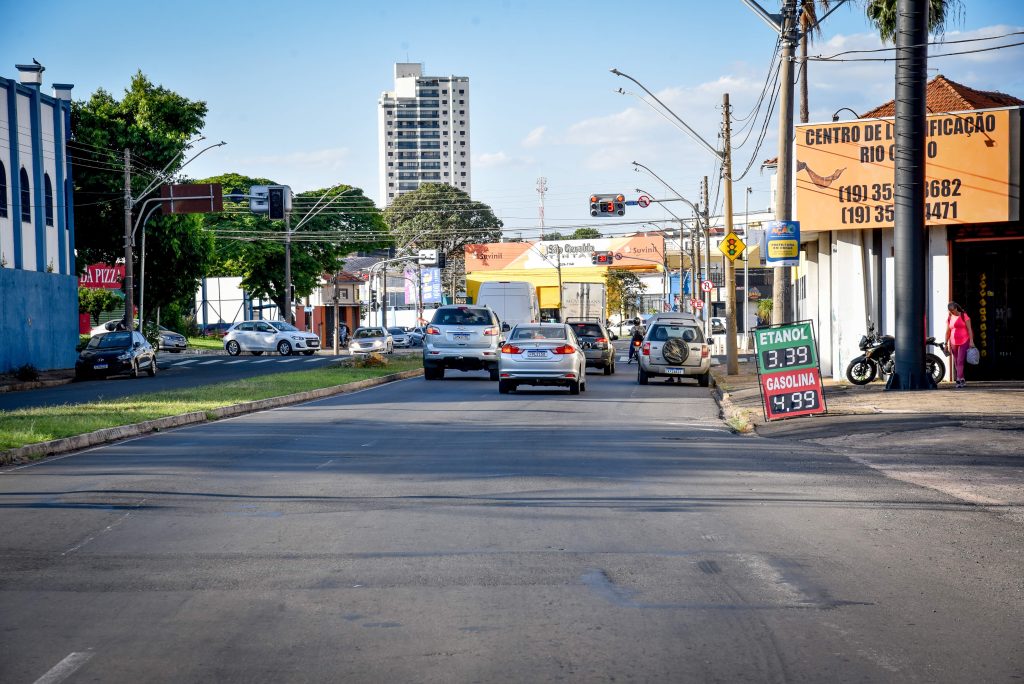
719,231,746,262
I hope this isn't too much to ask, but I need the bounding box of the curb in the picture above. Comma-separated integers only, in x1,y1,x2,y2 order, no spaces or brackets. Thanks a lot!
0,377,75,393
1,367,423,467
709,370,757,435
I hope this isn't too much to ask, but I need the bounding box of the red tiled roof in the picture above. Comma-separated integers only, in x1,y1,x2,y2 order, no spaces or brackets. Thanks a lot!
861,74,1024,119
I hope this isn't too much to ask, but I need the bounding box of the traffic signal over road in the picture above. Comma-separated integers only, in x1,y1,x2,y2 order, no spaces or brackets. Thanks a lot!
268,187,285,220
591,251,613,265
589,194,626,217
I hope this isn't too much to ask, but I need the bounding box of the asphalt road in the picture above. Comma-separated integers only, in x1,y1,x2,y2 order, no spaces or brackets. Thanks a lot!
0,350,418,412
2,366,1022,682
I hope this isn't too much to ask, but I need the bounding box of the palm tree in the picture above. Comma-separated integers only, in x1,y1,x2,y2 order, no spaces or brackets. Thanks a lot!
799,0,830,124
864,0,963,44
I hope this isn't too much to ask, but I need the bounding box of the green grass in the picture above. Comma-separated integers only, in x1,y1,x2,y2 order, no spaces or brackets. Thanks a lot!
0,358,420,452
186,336,225,350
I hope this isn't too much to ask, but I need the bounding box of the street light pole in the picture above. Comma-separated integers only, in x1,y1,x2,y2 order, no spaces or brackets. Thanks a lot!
721,93,739,375
745,186,752,338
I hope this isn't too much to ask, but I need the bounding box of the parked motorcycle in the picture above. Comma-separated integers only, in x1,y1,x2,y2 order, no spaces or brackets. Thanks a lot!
846,323,946,385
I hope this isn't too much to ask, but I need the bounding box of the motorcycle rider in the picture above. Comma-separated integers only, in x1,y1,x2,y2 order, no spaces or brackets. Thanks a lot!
627,318,644,364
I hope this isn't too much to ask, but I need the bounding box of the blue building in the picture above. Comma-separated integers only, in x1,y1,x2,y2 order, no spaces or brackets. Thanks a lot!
0,62,78,372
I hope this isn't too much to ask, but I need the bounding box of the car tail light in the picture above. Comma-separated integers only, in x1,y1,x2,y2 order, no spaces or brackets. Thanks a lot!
595,337,608,347
642,342,651,356
483,326,499,336
552,344,576,355
501,344,521,354
701,345,709,358
426,326,440,335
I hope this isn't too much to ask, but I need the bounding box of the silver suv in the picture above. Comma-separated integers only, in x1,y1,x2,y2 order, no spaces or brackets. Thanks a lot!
637,318,712,386
423,305,507,380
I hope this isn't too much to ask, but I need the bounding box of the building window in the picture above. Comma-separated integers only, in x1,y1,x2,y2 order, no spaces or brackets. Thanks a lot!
459,89,465,95
442,100,447,105
442,89,448,94
460,131,466,136
388,152,393,157
44,173,54,226
19,168,30,223
459,100,464,105
389,182,394,187
460,151,466,156
389,193,394,198
461,172,466,177
388,162,394,167
460,162,466,167
459,110,464,115
0,161,7,218
460,141,466,146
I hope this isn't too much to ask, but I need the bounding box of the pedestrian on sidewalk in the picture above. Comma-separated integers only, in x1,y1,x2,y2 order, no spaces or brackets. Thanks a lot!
945,301,975,388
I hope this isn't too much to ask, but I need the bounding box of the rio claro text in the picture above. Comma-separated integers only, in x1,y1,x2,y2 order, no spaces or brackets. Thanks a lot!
836,179,964,225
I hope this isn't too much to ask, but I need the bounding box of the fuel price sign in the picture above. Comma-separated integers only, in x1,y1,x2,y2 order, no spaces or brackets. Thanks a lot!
753,320,827,421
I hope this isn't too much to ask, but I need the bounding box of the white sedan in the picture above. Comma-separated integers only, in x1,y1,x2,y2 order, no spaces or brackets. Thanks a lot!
223,320,321,356
497,323,587,395
348,327,394,354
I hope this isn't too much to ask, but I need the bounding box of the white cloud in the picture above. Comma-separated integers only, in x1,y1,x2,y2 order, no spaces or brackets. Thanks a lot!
476,151,534,169
522,126,546,148
232,147,351,169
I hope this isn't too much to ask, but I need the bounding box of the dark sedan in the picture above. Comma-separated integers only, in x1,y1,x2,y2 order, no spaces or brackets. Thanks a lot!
75,331,158,380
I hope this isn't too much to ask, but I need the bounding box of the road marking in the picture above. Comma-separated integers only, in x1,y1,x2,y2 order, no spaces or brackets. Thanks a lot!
252,359,275,364
33,651,94,684
172,359,199,365
62,498,146,556
198,359,222,365
225,359,247,364
278,358,301,363
315,459,335,469
303,357,322,363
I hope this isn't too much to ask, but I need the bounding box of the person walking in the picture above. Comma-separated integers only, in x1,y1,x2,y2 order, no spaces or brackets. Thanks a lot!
945,301,975,388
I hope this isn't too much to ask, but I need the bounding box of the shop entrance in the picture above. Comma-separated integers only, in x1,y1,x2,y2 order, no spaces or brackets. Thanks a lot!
951,238,1024,379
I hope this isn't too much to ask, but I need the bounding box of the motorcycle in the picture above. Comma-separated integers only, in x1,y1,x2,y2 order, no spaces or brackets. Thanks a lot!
846,323,946,385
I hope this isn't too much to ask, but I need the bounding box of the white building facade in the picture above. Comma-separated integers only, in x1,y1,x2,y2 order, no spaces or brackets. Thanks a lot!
377,63,471,206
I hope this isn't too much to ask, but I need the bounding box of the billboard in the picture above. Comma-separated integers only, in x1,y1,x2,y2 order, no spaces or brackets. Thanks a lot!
465,235,665,272
78,263,124,289
403,267,443,304
795,108,1019,230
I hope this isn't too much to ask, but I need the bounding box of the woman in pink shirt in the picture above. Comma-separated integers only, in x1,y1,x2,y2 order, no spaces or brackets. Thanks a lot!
945,301,975,388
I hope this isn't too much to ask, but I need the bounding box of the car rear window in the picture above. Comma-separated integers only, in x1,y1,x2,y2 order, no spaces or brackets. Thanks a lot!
569,323,603,338
388,327,405,334
648,324,704,343
432,308,494,326
512,327,566,341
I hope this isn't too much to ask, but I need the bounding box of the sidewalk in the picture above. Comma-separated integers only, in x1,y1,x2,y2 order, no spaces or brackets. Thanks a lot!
712,358,1024,524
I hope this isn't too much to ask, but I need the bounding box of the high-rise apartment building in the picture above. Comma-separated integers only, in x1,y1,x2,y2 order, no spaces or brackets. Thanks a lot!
378,63,470,206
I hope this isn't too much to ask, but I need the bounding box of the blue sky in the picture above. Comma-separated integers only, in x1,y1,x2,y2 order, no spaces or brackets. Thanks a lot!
5,0,1023,238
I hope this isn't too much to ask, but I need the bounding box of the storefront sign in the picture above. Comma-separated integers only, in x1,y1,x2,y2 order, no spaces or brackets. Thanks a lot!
754,320,827,421
796,108,1019,230
465,235,665,272
765,221,800,266
78,263,124,289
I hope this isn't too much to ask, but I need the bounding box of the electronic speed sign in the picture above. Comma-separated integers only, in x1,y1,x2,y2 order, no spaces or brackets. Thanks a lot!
753,320,827,421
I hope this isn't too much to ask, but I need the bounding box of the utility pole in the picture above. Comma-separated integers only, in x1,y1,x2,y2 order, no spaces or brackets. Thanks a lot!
702,176,711,337
332,273,340,355
537,177,548,240
745,186,752,339
722,93,739,375
380,266,388,329
772,0,798,325
888,0,931,390
122,149,134,331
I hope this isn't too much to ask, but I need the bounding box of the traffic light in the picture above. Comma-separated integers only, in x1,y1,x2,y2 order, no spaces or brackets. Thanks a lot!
437,252,447,269
268,187,285,220
589,193,626,217
724,237,740,258
591,251,613,265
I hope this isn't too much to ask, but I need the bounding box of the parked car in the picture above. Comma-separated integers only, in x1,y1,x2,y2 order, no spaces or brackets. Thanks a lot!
223,320,321,356
201,322,233,338
637,319,712,387
388,327,412,348
75,331,157,380
711,316,727,335
349,327,394,354
498,323,587,395
408,327,426,346
158,325,188,353
422,305,506,381
566,318,615,375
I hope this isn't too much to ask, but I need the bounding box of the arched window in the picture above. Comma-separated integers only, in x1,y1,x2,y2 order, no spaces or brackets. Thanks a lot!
19,168,30,223
0,162,7,218
44,173,54,226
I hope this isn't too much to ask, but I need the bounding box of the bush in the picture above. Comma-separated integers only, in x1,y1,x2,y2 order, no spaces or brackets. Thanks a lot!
354,352,388,368
14,364,40,382
77,334,92,351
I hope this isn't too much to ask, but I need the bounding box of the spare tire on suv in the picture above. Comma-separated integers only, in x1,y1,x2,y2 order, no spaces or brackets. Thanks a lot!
662,338,689,365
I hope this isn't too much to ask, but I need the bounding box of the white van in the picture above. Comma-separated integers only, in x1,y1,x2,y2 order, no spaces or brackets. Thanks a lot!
475,281,539,328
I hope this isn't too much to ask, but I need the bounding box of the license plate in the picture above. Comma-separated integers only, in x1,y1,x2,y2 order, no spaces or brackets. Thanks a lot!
453,333,470,342
665,367,685,374
527,351,547,358
94,363,108,370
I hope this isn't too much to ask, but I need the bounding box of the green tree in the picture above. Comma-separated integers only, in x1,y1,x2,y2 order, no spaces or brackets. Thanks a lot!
544,231,566,241
383,183,503,294
570,227,602,240
78,287,121,324
863,0,962,44
605,269,647,321
199,173,386,316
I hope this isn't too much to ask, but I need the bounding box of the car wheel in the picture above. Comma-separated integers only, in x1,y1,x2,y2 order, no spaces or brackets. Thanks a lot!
603,361,613,375
226,340,241,356
424,366,443,380
569,379,581,395
498,379,512,394
131,361,141,379
488,367,500,381
147,358,157,377
303,350,315,356
638,366,649,385
277,340,293,356
698,372,710,388
252,351,264,356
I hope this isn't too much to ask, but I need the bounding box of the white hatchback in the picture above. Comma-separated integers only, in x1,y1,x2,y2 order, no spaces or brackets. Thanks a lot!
223,320,321,356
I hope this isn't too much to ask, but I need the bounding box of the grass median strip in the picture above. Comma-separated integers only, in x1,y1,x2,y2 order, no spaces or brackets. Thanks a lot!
0,358,421,451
